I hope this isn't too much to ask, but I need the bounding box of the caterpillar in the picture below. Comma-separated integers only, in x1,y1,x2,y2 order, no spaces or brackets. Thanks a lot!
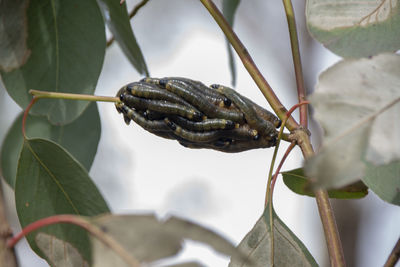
116,77,280,152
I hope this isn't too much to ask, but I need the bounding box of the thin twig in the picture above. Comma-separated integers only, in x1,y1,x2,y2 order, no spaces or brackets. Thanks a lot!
384,236,400,267
282,0,308,127
199,0,299,131
270,142,296,194
107,0,150,47
29,90,120,103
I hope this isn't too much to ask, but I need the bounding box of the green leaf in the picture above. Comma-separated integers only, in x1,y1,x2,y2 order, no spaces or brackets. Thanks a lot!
1,102,101,188
97,0,149,76
15,138,110,264
363,161,400,206
282,168,369,199
229,206,317,267
90,214,246,266
306,0,400,58
305,53,400,189
222,0,241,86
0,0,30,72
0,0,106,125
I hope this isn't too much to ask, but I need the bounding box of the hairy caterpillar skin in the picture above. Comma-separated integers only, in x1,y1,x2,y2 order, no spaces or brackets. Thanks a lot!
116,77,279,152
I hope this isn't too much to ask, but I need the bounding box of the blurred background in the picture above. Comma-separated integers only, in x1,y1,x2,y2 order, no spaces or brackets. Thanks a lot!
0,0,399,266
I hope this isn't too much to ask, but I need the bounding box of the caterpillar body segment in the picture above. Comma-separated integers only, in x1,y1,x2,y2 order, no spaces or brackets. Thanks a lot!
241,94,282,128
120,93,203,121
164,118,225,143
120,104,170,132
212,84,278,140
126,82,194,108
165,77,232,107
159,80,245,123
170,116,236,131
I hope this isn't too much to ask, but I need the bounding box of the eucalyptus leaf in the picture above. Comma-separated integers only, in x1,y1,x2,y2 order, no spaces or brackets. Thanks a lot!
15,138,110,264
363,161,400,206
282,168,368,199
0,0,30,72
36,233,89,267
305,53,400,189
222,0,241,86
306,0,400,58
97,0,149,75
229,206,317,267
90,214,246,266
0,0,106,125
1,102,101,188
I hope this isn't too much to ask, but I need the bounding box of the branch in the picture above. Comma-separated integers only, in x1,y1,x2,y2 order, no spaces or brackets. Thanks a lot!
296,130,346,267
0,181,18,267
384,237,400,267
281,0,308,127
199,0,299,131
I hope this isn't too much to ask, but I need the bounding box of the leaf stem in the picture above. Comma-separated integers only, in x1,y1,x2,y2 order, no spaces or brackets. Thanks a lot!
22,97,38,139
384,236,400,267
7,214,140,267
199,0,299,131
29,90,120,103
282,0,308,127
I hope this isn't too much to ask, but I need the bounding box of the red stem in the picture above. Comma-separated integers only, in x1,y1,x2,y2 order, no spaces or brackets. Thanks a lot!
286,100,309,119
271,142,296,194
22,97,38,139
7,215,82,248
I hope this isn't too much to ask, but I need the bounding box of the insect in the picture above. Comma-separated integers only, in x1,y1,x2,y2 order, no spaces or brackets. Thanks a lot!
116,77,281,152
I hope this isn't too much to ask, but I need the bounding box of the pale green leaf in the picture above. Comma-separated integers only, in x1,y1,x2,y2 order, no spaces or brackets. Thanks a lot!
363,161,400,206
306,0,400,57
36,233,89,267
229,206,317,267
90,214,246,266
305,53,400,189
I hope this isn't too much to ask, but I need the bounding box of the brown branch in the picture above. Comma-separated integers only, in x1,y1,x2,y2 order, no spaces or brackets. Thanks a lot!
384,237,400,267
282,0,308,127
199,0,299,131
0,181,18,267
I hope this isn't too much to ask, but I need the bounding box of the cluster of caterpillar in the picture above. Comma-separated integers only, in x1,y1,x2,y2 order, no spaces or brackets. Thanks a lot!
115,77,281,152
